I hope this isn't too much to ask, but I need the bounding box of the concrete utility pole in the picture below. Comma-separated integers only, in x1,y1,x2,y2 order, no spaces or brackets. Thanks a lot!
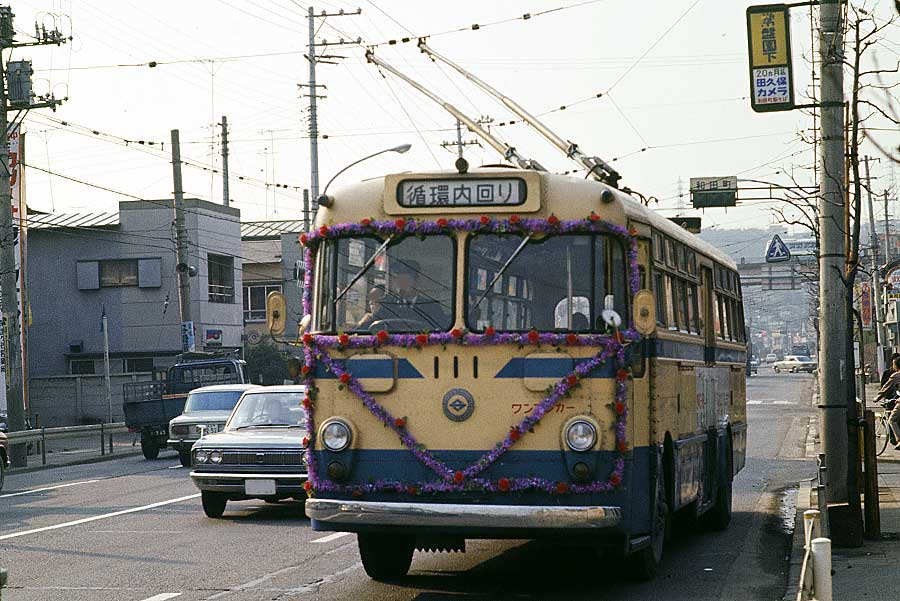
0,6,65,467
102,309,111,424
171,129,193,353
220,116,230,208
441,119,480,159
865,156,887,376
303,189,310,233
885,190,892,263
818,0,861,546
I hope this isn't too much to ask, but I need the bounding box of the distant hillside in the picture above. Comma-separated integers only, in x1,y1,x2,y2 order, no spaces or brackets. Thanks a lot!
697,228,778,263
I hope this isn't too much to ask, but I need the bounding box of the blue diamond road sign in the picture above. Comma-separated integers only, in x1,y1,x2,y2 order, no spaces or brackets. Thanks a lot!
765,234,791,263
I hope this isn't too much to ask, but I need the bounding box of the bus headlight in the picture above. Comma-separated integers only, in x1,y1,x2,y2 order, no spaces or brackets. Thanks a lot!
565,420,597,452
322,420,351,452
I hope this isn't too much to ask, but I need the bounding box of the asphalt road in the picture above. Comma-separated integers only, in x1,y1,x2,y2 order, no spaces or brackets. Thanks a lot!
0,368,815,601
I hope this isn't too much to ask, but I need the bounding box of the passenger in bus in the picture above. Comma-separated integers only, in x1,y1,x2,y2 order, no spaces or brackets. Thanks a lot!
363,260,447,330
355,285,386,330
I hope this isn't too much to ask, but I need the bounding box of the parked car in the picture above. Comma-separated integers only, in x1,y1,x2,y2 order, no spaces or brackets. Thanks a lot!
190,385,308,518
773,355,817,373
168,384,260,467
747,358,759,375
0,428,7,491
765,353,778,363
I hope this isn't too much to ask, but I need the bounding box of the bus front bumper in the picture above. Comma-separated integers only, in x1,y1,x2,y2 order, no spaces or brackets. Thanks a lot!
306,499,622,530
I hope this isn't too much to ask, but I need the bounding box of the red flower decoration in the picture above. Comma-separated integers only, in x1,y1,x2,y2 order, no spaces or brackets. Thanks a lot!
302,437,309,447
617,440,627,453
376,330,389,343
300,365,311,375
415,333,428,346
589,212,600,222
394,417,406,429
302,333,314,345
352,488,364,497
566,374,578,387
509,215,520,224
480,215,490,225
547,214,560,225
566,333,578,345
406,485,418,495
318,225,329,236
302,397,312,409
453,471,464,484
436,217,449,227
498,477,511,492
303,481,312,491
338,333,350,346
610,473,622,487
339,373,351,384
556,481,569,494
299,234,308,245
451,328,463,339
360,218,371,226
615,402,625,416
614,331,625,344
485,326,496,337
509,428,520,442
394,218,406,229
629,227,638,237
616,368,629,381
527,330,540,345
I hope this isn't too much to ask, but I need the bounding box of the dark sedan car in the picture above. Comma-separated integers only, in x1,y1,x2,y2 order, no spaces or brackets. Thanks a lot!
190,386,308,518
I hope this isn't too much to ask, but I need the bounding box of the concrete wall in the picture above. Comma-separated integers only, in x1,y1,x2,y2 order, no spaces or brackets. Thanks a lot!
28,373,154,427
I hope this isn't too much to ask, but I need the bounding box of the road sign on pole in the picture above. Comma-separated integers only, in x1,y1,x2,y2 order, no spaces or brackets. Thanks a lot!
765,234,791,263
747,4,795,113
690,176,738,208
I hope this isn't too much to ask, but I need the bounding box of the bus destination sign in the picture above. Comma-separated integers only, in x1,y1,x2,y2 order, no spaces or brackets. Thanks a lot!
397,178,527,208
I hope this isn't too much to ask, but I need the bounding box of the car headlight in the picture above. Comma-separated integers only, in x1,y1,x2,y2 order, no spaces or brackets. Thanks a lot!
565,420,597,452
322,420,351,451
209,450,223,464
172,425,189,436
194,449,209,463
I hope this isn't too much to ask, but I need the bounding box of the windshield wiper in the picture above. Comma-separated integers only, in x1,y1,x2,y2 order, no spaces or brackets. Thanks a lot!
233,423,293,430
472,233,533,311
334,235,395,304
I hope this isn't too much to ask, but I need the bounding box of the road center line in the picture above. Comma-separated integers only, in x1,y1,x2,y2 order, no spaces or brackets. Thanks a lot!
312,532,350,543
0,493,200,541
139,594,182,601
0,480,100,498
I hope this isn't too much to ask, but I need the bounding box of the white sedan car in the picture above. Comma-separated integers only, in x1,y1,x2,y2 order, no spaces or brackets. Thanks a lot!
773,355,817,373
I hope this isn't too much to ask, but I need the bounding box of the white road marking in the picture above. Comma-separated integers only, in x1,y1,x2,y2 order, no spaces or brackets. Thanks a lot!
0,493,200,541
139,594,182,601
0,480,99,499
167,465,183,469
311,531,350,544
772,401,795,405
747,401,763,405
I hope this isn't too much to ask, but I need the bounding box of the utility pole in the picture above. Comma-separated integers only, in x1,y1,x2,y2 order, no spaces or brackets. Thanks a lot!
865,156,887,376
885,190,892,264
101,308,111,424
818,0,862,546
441,119,481,159
303,189,310,233
220,116,230,208
0,6,65,467
171,129,193,353
301,6,360,222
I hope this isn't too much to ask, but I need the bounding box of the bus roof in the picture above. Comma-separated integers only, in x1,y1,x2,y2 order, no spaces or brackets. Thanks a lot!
316,167,736,270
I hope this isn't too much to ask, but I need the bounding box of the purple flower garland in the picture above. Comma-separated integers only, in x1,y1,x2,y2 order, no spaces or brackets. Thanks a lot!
299,215,640,496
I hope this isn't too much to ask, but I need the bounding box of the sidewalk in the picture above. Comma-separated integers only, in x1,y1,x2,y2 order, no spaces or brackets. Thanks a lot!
787,382,900,600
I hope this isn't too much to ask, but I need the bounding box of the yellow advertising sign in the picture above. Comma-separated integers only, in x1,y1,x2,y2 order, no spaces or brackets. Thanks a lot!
749,10,788,66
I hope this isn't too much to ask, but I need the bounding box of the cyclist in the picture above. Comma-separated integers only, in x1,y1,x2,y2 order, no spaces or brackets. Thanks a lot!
876,355,900,448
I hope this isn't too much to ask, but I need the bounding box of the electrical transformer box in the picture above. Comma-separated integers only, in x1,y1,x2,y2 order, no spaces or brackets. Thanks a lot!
6,60,34,108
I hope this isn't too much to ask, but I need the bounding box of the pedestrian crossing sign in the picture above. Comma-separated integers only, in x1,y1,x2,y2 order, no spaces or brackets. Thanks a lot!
765,234,791,263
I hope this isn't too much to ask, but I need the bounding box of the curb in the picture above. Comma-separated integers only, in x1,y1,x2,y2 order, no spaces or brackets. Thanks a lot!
7,448,146,476
783,479,813,601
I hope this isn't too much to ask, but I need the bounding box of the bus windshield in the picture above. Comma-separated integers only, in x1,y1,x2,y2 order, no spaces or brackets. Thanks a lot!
319,235,455,333
466,233,627,332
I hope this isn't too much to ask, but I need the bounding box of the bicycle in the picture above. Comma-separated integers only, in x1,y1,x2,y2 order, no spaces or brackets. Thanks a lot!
875,401,894,456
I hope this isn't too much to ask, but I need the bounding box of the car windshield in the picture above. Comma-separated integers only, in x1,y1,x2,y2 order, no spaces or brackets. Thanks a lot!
184,390,246,412
227,391,307,429
466,234,627,332
795,356,812,362
318,235,454,333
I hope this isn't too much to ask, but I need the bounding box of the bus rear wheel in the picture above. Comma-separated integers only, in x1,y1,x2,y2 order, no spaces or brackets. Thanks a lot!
358,533,414,581
627,470,668,581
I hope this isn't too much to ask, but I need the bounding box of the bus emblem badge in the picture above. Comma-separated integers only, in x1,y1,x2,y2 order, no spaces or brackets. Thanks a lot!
442,388,475,422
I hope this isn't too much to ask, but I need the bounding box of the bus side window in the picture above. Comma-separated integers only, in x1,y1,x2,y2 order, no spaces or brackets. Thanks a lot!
654,272,666,327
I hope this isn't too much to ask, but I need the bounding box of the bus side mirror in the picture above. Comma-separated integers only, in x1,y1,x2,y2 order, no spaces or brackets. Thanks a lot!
298,314,312,337
632,289,656,336
266,291,287,336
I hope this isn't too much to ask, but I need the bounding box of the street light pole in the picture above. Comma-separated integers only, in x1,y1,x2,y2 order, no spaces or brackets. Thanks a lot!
317,144,412,208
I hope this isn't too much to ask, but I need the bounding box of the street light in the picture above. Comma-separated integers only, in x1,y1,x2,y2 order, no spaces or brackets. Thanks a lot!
317,143,412,208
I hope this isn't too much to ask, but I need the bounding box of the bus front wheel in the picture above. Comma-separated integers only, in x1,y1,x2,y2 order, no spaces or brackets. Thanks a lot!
358,533,414,581
628,469,669,580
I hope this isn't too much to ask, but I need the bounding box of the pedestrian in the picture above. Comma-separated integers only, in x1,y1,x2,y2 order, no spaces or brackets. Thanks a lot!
876,355,900,448
287,356,304,385
882,352,900,386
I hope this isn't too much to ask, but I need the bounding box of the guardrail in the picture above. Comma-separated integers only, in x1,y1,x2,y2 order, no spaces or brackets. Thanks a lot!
797,509,832,601
5,422,130,466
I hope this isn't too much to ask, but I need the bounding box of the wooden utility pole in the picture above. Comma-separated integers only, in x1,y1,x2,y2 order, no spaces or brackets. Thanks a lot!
171,129,193,352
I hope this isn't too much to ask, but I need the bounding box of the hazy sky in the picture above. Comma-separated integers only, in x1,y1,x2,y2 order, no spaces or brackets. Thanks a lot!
9,0,899,231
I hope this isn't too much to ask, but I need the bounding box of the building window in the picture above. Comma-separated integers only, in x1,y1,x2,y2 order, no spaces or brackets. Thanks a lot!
208,254,235,303
243,282,283,323
100,259,138,287
123,357,155,373
70,360,96,375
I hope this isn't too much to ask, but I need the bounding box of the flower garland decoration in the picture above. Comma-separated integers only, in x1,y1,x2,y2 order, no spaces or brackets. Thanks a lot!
298,215,640,496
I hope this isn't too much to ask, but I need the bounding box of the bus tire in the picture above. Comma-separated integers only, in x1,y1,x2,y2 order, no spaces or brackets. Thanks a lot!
201,491,228,518
141,438,160,460
628,467,668,581
358,533,414,581
703,440,733,531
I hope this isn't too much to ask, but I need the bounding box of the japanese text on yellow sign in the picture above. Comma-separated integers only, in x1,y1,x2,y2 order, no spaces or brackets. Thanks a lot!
749,10,788,66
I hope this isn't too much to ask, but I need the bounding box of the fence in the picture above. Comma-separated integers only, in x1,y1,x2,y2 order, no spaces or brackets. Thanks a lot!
27,373,154,428
6,422,135,467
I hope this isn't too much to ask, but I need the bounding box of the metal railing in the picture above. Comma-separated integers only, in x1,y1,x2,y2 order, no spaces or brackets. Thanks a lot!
797,509,832,601
6,422,130,466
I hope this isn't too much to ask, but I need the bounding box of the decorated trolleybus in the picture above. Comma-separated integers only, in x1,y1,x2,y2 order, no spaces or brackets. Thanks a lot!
279,166,747,581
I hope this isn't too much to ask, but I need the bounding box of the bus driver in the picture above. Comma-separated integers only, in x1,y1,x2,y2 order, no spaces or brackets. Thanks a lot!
360,260,446,330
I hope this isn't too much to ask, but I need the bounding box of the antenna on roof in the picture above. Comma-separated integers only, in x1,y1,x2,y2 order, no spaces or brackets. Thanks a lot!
417,39,621,188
